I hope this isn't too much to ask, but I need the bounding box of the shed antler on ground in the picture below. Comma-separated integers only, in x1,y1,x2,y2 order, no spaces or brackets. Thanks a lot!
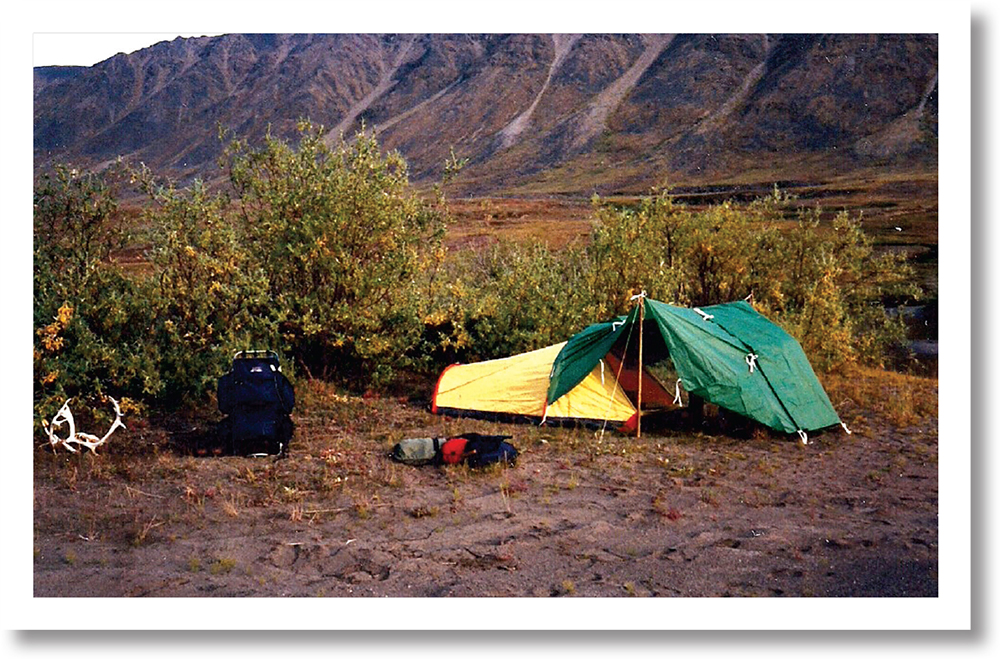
45,397,126,454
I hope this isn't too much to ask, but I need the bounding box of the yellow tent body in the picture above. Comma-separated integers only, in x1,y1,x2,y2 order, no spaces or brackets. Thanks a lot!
431,342,641,426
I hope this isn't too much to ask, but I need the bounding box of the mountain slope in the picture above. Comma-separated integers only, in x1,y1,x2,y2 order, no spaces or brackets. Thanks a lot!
33,33,938,196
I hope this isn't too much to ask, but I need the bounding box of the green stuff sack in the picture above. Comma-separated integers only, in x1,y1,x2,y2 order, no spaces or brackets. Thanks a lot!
391,437,446,465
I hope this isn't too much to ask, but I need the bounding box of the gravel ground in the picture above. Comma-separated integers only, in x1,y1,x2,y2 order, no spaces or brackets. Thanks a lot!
33,383,937,599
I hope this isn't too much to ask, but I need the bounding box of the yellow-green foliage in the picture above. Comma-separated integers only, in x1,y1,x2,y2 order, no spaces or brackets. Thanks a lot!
419,239,591,363
225,121,445,386
33,135,923,437
33,164,160,431
585,188,918,371
136,171,278,404
821,366,937,427
768,211,917,370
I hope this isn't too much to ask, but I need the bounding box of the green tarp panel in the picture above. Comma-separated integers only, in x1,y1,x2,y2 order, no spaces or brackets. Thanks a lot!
547,299,841,435
545,304,641,409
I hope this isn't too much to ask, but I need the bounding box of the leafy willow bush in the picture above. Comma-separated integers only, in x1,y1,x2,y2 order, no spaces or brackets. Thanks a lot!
133,172,279,404
585,188,919,371
33,165,153,433
33,124,446,432
585,190,691,316
223,121,445,387
33,132,921,438
419,239,591,365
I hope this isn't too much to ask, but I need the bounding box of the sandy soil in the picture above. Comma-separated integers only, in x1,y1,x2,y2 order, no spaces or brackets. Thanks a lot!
32,383,937,598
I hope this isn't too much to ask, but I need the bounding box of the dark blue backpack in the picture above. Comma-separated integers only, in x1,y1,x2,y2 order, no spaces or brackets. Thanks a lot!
217,351,295,455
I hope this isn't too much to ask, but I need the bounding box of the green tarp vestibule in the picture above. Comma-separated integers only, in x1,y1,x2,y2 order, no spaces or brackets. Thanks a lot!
547,299,842,436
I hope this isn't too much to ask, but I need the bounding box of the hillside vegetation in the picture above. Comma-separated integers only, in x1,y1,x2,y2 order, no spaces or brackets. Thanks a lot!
34,124,924,437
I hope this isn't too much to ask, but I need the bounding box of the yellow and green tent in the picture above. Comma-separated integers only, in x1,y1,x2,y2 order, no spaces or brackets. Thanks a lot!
432,299,843,439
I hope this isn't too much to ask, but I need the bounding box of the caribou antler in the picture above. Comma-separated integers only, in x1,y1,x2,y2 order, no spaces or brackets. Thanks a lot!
46,397,126,454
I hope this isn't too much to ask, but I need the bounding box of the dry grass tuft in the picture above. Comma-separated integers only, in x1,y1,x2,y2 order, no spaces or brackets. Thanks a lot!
821,366,937,428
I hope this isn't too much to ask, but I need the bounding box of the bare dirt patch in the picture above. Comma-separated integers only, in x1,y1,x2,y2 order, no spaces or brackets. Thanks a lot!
33,374,937,598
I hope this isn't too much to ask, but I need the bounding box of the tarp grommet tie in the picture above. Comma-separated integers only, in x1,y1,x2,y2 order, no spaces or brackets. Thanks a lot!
694,307,714,321
841,422,852,435
673,379,684,407
797,430,808,445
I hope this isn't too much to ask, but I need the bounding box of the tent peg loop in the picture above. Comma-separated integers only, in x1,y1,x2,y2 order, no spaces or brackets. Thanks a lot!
841,422,852,435
797,429,809,445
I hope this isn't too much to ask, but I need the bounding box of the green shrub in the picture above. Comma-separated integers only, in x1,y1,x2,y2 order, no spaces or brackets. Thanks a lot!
33,142,921,440
224,121,445,388
585,187,918,371
586,191,690,316
420,239,590,365
133,171,279,404
761,208,916,370
33,165,156,432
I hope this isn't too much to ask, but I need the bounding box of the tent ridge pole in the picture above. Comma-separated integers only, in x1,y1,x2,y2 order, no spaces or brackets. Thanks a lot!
637,295,644,439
